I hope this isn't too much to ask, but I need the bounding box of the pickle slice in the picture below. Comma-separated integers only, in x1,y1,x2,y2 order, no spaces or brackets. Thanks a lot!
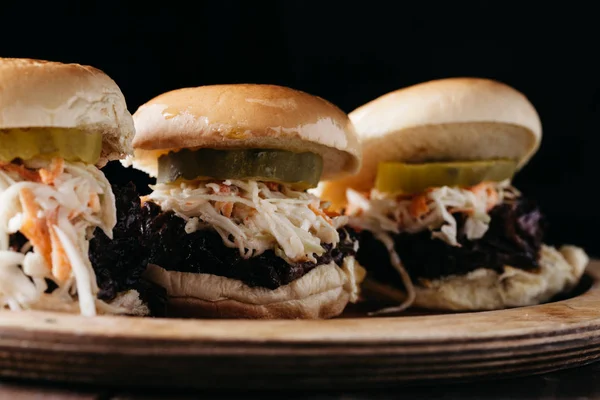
375,159,518,194
0,128,102,164
157,148,324,189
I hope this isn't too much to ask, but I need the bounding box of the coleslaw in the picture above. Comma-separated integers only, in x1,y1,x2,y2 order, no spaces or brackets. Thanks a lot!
346,180,518,247
0,158,122,316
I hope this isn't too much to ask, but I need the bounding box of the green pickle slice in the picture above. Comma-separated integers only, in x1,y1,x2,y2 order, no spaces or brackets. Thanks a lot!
0,128,102,164
158,148,324,190
375,159,518,194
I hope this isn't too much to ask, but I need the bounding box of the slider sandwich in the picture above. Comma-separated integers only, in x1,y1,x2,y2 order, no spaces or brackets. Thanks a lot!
127,84,365,319
0,58,157,317
320,78,588,313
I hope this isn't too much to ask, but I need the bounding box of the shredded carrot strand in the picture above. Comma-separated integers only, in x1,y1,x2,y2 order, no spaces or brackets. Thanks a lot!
46,209,71,283
39,158,64,185
87,193,101,214
322,207,341,219
468,182,500,211
309,203,334,226
18,188,52,270
0,163,41,182
408,195,429,218
215,201,234,218
265,182,281,191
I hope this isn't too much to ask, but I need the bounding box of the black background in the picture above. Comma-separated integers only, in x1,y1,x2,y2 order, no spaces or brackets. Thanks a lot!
1,2,598,255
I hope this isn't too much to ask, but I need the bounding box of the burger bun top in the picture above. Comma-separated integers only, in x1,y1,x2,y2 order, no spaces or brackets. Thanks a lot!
130,84,361,181
0,57,135,167
319,77,542,209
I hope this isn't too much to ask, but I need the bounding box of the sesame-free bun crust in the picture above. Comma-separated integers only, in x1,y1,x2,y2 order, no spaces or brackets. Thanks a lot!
143,258,364,319
320,78,542,210
131,84,361,180
413,245,588,311
0,58,135,166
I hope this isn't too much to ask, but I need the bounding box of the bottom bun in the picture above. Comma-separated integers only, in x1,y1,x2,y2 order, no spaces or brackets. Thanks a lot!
413,244,588,311
144,257,365,319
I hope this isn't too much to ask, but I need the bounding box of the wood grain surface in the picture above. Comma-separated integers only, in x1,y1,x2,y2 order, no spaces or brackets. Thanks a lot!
0,261,599,391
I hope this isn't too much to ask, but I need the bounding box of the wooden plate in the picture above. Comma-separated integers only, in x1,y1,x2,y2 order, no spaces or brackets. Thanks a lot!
1,261,600,390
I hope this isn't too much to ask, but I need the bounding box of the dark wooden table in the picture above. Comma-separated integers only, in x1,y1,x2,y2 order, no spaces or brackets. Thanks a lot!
2,361,599,399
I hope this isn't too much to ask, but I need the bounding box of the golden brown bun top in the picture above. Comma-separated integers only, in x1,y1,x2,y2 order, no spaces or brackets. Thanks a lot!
0,57,135,166
131,84,361,180
319,77,542,209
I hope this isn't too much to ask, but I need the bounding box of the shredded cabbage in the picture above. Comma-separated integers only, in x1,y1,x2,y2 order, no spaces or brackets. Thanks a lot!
145,180,346,263
0,158,119,316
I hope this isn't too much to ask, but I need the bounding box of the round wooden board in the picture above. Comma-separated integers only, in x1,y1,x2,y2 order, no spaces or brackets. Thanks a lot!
0,261,600,390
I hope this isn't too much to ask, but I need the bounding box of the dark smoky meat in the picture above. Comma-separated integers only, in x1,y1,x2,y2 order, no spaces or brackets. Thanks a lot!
355,197,546,287
141,201,360,290
88,183,162,310
9,232,28,252
133,279,167,318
